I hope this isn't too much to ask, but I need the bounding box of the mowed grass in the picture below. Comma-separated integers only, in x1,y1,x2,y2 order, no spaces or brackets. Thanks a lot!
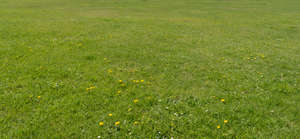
0,0,300,138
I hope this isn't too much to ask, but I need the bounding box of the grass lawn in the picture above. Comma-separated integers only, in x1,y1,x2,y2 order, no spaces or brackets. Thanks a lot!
0,0,300,138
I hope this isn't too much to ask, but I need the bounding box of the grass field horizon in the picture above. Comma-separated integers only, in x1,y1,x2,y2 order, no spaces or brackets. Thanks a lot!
0,0,300,138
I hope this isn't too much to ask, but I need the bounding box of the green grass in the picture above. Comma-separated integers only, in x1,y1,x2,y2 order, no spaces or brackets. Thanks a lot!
1,0,300,138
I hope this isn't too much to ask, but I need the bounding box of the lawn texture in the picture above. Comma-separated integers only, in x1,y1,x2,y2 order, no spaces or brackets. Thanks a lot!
0,0,300,138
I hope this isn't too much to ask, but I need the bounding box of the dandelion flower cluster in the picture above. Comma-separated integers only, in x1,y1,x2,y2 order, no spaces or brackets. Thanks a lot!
132,80,145,83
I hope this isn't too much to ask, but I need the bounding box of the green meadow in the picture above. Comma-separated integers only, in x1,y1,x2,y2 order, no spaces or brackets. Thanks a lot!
0,0,300,138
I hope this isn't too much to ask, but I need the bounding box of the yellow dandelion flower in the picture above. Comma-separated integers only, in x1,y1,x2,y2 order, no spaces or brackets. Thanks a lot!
107,69,112,73
37,96,41,99
221,98,225,102
99,122,104,126
134,121,139,125
86,86,95,91
217,125,221,129
117,90,121,94
224,120,228,123
118,80,122,83
108,113,112,117
128,108,132,112
133,99,139,103
140,80,144,83
115,121,120,126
